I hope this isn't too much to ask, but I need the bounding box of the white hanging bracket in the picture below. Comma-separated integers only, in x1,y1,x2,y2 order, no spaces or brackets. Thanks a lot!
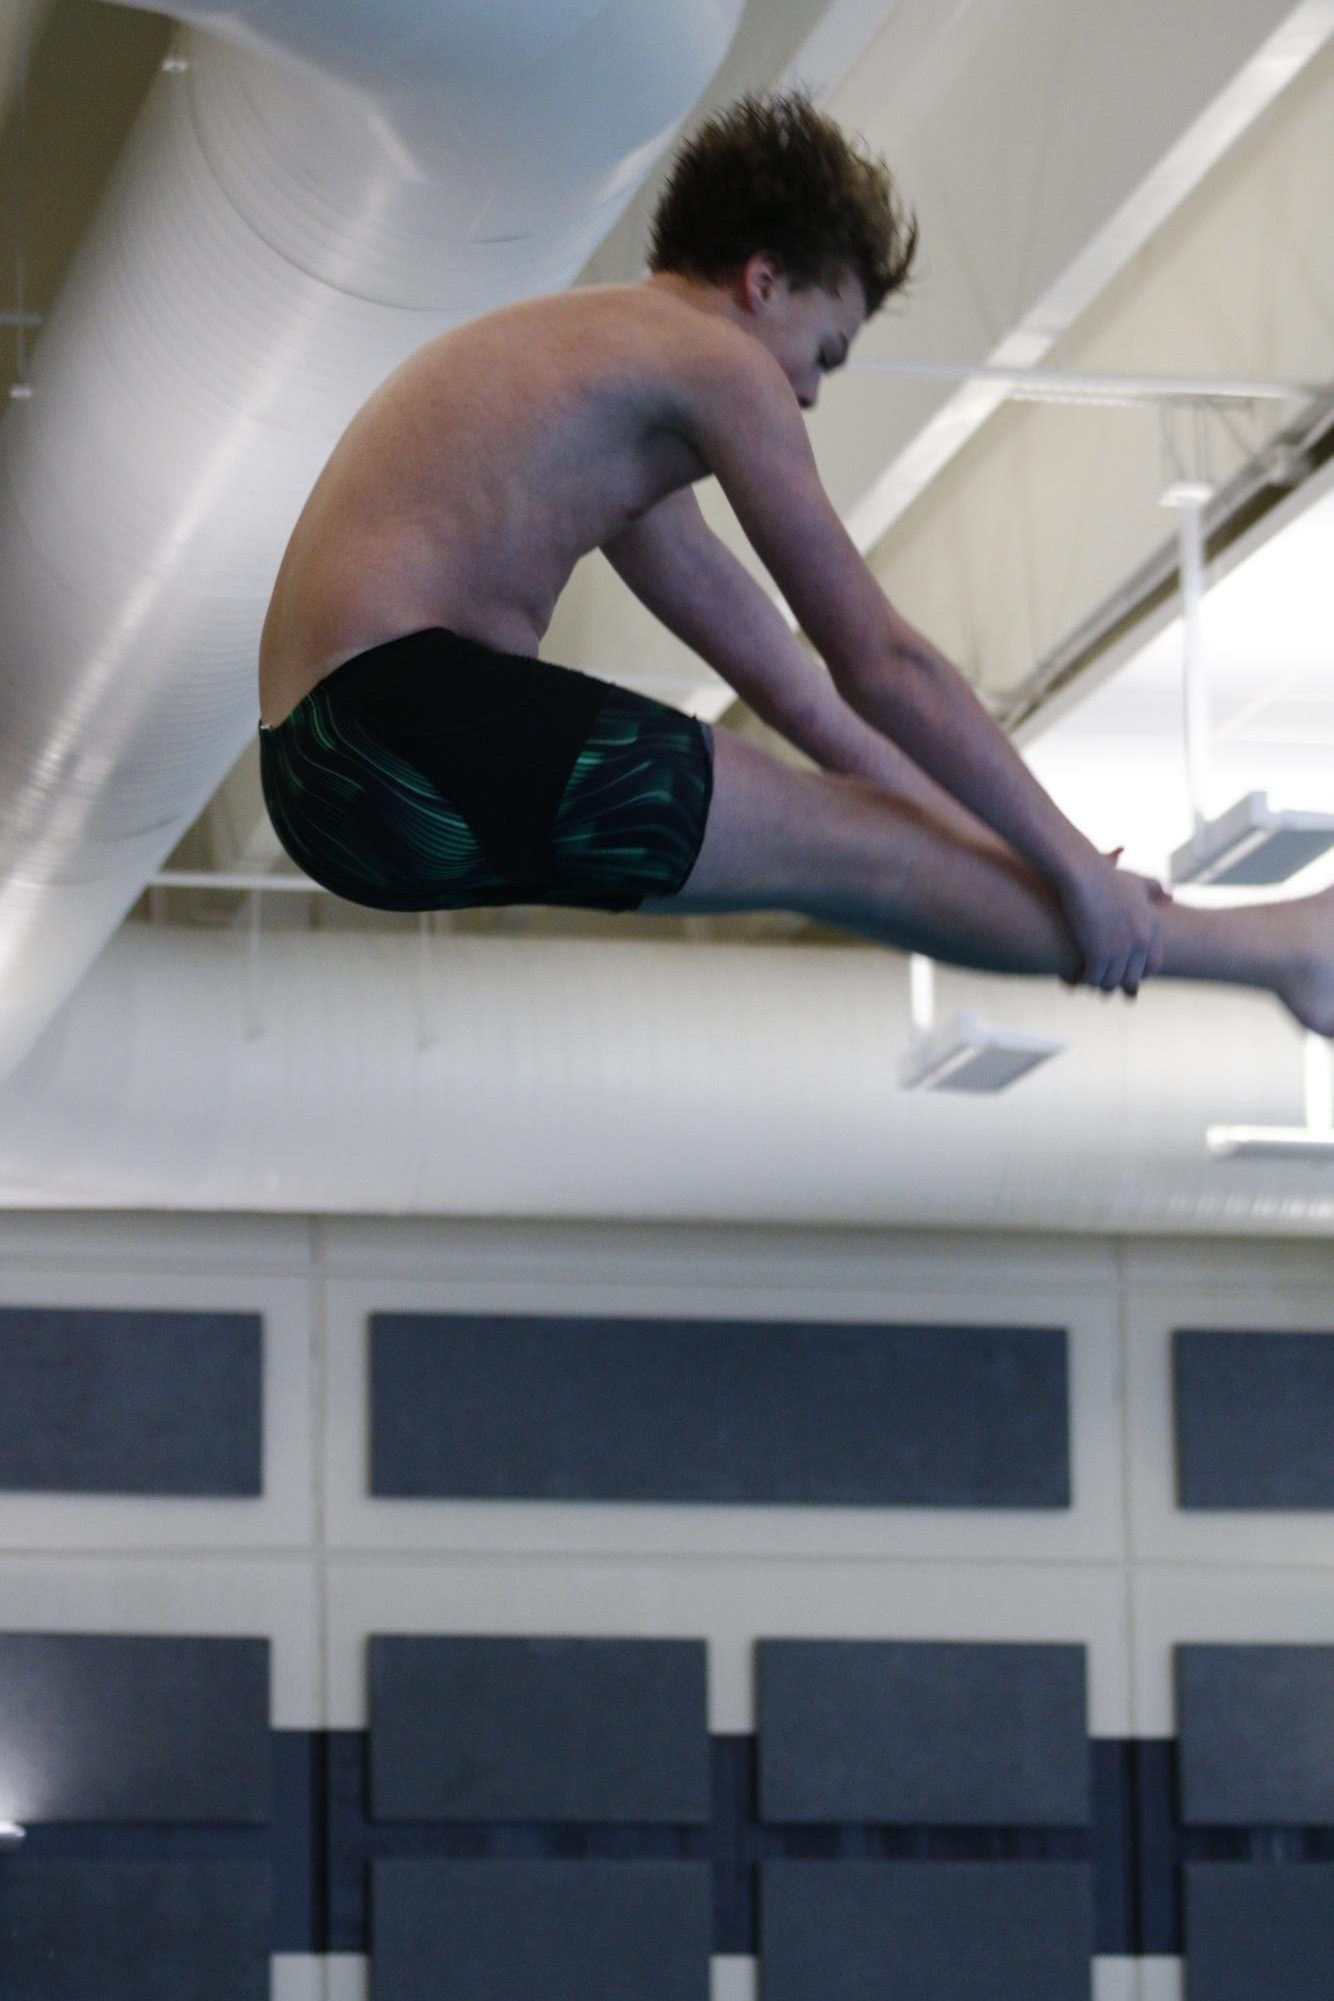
1160,404,1334,888
1206,1031,1334,1161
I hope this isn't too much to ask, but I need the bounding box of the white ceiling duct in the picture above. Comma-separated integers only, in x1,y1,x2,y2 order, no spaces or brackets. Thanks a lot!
0,0,745,1086
0,922,1328,1233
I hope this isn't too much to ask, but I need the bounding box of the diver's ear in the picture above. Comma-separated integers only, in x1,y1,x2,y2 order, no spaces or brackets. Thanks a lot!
740,251,783,314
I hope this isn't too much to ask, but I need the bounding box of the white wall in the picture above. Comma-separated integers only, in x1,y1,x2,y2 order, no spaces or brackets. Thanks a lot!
2,1209,1332,2000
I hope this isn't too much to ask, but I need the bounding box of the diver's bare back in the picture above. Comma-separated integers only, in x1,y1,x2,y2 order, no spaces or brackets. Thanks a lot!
258,285,720,726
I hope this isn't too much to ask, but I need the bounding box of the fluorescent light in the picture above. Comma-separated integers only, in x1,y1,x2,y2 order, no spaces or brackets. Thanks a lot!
1171,791,1334,887
0,1820,26,1848
1206,1126,1334,1162
898,1011,1064,1093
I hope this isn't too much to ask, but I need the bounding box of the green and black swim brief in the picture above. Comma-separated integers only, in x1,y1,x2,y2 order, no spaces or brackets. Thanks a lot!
258,627,715,913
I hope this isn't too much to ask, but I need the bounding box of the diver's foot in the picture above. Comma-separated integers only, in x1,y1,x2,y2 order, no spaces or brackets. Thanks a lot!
1274,886,1334,1037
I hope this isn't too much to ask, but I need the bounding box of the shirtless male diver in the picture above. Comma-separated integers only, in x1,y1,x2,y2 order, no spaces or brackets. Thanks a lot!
259,91,1334,1034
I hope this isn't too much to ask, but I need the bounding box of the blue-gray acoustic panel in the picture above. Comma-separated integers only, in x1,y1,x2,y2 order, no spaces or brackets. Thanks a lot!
757,1640,1089,1825
371,1313,1069,1507
0,1304,262,1495
1177,1645,1334,1825
1174,1328,1334,1509
372,1859,712,2001
0,1633,271,1822
760,1860,1092,2001
369,1635,709,1822
1,1860,272,2001
1184,1864,1334,2001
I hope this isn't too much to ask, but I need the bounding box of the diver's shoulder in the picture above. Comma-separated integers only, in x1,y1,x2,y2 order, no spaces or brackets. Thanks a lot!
613,284,785,391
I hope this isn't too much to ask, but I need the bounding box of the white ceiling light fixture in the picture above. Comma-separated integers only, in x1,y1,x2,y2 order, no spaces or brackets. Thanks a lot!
1207,1030,1334,1162
897,954,1064,1093
1170,790,1334,888
0,1819,26,1849
1159,404,1334,889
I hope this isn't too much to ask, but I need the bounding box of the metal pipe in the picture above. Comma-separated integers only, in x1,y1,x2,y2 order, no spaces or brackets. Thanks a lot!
150,869,325,894
1175,497,1212,840
844,359,1321,406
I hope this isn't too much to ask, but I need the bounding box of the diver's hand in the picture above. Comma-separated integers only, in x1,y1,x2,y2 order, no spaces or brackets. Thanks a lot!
1058,851,1168,996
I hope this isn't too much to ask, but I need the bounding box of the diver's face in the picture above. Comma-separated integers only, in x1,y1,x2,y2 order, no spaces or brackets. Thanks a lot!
742,256,865,411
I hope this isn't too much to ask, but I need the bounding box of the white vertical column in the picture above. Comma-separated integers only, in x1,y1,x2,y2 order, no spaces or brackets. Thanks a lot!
1303,1031,1333,1133
1176,495,1212,843
909,953,935,1034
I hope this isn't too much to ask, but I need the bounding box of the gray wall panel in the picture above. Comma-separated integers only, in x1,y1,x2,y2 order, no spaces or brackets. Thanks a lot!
760,1861,1092,2001
1,1860,272,2001
1174,1329,1334,1509
0,1634,271,1823
757,1640,1089,1825
371,1314,1070,1507
0,1305,262,1496
1185,1865,1334,2001
369,1635,709,1822
372,1859,712,2001
1177,1645,1334,1825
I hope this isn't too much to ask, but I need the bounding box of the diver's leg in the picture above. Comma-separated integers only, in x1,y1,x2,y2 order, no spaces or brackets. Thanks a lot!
640,726,1334,1032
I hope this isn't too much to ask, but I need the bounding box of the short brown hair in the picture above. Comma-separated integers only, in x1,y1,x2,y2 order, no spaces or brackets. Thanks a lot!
646,89,917,317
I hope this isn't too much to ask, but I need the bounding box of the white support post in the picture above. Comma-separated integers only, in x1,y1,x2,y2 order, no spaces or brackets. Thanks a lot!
415,912,437,1050
1159,402,1220,854
1177,496,1211,843
243,890,264,1040
1304,1033,1333,1135
909,954,935,1034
